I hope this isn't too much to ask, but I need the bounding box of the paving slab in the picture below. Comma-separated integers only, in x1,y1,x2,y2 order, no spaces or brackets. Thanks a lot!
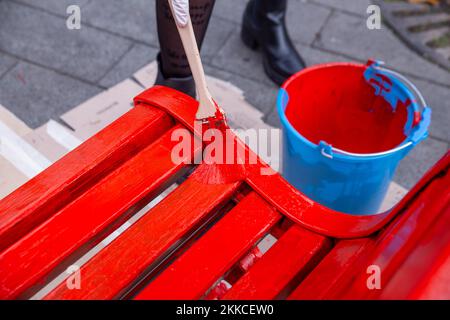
204,64,278,115
408,76,450,142
202,15,236,63
229,74,278,116
286,0,332,45
0,1,132,83
0,62,101,128
211,31,274,86
99,44,158,88
295,42,355,66
0,53,17,79
263,107,282,129
212,0,248,25
374,0,450,72
83,0,234,65
213,0,331,46
13,0,91,15
82,0,158,46
315,11,450,87
394,137,449,189
311,0,371,16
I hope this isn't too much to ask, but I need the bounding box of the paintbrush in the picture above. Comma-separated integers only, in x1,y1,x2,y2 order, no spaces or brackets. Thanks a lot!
168,0,222,124
168,0,246,184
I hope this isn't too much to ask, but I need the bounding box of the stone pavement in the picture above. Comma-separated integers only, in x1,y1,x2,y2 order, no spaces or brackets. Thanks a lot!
0,0,448,189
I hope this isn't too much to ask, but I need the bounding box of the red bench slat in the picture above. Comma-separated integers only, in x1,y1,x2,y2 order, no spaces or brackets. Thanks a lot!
0,125,193,299
287,239,373,300
223,225,332,300
290,166,450,300
0,105,172,252
44,171,241,300
134,192,280,300
382,203,450,299
413,237,450,300
341,172,450,300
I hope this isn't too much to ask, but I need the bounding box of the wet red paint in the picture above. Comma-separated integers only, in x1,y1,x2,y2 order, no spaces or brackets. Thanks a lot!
134,192,279,300
0,86,448,300
192,162,247,185
192,103,247,185
192,126,247,185
284,64,409,154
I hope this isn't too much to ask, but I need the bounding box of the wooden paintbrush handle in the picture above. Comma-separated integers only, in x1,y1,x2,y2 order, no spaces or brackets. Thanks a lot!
168,0,217,120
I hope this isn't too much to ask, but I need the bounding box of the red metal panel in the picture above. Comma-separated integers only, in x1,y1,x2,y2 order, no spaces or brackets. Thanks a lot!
134,192,280,300
44,171,241,300
223,225,332,300
0,125,193,299
0,105,172,251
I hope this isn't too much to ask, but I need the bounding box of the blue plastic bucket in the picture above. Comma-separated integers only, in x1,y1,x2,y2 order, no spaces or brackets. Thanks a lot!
277,60,431,215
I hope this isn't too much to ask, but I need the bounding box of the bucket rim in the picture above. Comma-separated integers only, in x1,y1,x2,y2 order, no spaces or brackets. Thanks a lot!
277,89,412,160
276,61,427,160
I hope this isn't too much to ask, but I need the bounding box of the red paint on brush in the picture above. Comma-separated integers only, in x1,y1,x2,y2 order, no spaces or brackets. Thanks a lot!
200,102,229,131
192,102,247,185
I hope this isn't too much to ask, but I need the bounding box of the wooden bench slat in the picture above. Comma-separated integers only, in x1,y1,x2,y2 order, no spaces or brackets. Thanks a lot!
0,105,172,252
290,165,450,300
287,239,373,300
381,203,450,299
0,125,193,299
134,192,280,300
222,225,331,300
341,173,450,300
44,172,241,300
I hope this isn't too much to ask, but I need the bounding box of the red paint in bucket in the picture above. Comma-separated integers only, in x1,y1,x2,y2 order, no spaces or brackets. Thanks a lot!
284,63,410,154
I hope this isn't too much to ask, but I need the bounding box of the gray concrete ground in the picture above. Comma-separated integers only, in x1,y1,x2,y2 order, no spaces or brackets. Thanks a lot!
0,0,448,189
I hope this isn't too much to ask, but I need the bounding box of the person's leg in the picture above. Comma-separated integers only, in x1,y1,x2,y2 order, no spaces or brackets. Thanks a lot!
241,0,305,86
155,0,215,97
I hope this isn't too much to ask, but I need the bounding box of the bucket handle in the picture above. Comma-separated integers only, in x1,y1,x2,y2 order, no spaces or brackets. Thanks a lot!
371,61,427,111
319,141,334,159
368,61,431,147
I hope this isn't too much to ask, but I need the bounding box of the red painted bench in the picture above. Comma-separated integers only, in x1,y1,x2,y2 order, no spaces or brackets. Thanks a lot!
0,86,449,300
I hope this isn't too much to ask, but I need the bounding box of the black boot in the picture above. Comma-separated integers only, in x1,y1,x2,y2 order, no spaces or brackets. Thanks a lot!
154,54,196,99
241,0,306,86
